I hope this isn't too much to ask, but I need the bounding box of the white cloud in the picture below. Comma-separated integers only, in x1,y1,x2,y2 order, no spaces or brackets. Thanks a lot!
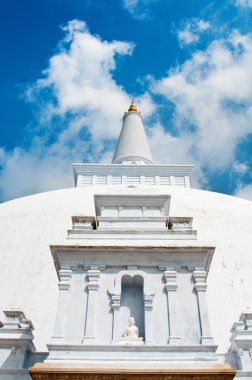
197,20,210,31
122,0,157,20
152,31,252,177
232,161,249,174
235,184,252,200
236,0,252,8
32,20,135,141
178,30,199,45
177,19,210,46
0,19,155,201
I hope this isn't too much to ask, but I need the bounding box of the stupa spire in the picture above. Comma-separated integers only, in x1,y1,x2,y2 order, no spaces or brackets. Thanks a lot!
112,101,153,165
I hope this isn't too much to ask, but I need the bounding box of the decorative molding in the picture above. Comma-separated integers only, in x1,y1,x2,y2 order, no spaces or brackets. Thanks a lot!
71,216,96,230
111,295,120,311
94,195,170,217
51,246,215,280
108,270,155,297
144,295,154,311
86,267,100,291
58,268,72,291
230,309,252,374
73,163,194,189
66,197,197,238
164,268,178,292
0,310,35,370
168,217,193,231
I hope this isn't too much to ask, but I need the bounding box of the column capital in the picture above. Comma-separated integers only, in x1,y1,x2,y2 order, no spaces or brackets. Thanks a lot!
86,267,100,291
59,268,72,281
193,268,207,281
87,267,101,281
58,268,72,290
193,268,207,292
111,294,120,310
164,268,178,292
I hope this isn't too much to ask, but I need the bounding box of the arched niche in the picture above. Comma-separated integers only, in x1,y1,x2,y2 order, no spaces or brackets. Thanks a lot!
120,274,145,339
108,270,155,344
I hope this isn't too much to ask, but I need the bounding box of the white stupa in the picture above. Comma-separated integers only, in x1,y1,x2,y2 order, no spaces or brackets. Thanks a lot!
0,102,252,380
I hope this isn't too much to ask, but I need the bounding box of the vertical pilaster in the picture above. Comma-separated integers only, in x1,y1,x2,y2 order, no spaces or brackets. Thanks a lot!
170,176,175,186
185,176,191,188
52,268,72,340
83,267,100,342
155,175,160,185
193,268,214,345
144,294,154,344
111,294,121,342
92,175,97,185
164,268,180,344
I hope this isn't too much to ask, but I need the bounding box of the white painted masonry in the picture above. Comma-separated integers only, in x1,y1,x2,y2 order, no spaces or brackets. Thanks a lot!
112,111,153,164
0,185,252,355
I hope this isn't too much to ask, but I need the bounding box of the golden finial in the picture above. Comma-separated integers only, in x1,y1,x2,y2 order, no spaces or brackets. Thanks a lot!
128,100,138,112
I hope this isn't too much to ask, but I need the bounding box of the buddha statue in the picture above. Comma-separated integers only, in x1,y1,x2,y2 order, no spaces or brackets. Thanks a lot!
119,317,144,345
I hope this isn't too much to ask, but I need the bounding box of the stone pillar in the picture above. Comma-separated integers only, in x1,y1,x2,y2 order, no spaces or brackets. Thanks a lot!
52,267,72,340
83,267,100,342
193,268,214,345
111,294,121,342
164,268,180,344
144,294,154,344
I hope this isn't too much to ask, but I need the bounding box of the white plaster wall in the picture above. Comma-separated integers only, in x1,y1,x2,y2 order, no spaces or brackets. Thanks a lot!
0,185,252,353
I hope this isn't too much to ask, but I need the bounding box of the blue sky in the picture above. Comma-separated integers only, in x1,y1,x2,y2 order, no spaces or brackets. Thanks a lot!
0,0,252,201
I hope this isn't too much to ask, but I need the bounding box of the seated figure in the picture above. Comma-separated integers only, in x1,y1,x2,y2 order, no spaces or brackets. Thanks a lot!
119,317,144,345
